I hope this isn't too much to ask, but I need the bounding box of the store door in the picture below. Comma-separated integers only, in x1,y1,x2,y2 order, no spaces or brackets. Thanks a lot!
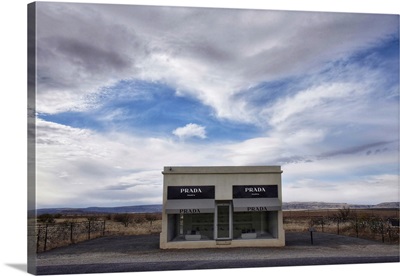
215,203,232,240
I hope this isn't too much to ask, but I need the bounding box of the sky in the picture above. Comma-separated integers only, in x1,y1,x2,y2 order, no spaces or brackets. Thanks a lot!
32,2,399,209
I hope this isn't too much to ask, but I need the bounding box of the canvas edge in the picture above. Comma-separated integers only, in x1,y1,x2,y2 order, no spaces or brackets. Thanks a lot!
27,2,37,275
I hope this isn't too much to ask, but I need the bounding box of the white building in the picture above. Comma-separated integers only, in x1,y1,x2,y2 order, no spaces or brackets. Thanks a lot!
159,166,285,249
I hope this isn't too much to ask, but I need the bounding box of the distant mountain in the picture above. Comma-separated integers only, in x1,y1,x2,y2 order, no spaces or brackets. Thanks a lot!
283,201,399,210
374,202,400,208
31,202,398,216
33,204,162,216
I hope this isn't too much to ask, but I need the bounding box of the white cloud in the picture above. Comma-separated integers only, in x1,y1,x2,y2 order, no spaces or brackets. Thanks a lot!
281,143,398,204
172,123,207,139
222,137,282,165
36,120,222,207
283,174,399,205
33,3,399,207
268,82,361,127
35,115,398,208
35,3,398,121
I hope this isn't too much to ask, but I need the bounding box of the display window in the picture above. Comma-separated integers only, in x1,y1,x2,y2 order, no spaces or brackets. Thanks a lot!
168,213,214,241
233,211,277,239
182,213,214,240
167,204,279,242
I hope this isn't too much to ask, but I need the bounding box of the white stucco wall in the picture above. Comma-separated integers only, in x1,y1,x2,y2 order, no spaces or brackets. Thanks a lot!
160,166,285,249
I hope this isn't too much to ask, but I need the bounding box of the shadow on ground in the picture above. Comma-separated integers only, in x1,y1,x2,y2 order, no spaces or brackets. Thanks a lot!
6,263,27,273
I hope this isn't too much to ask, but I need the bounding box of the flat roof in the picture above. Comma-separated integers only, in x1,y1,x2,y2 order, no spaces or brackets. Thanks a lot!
162,166,282,174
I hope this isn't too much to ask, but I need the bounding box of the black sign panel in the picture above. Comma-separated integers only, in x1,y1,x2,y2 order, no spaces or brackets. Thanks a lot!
167,186,215,199
233,185,278,198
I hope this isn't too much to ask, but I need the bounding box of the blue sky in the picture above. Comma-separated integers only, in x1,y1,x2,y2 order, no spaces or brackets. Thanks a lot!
33,2,399,208
40,79,261,142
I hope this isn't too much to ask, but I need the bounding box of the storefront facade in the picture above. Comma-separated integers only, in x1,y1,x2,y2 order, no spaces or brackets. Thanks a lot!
159,166,285,249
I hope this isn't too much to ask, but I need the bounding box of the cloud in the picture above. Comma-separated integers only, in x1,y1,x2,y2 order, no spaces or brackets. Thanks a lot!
35,3,145,114
35,119,220,207
268,82,360,127
103,183,137,191
172,123,207,139
319,141,395,159
35,113,398,208
222,137,282,165
33,3,399,208
284,174,399,204
35,3,398,122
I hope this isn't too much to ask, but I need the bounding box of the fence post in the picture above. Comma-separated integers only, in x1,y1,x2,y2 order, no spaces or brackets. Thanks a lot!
36,226,41,253
44,224,48,252
337,219,340,235
355,217,359,238
88,220,91,240
103,220,106,236
70,222,74,244
309,227,315,245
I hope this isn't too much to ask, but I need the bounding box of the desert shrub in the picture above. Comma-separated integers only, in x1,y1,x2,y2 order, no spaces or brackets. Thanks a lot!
337,207,351,221
133,214,146,224
87,216,98,222
145,213,161,226
309,216,330,232
53,213,62,219
37,214,55,224
112,213,134,227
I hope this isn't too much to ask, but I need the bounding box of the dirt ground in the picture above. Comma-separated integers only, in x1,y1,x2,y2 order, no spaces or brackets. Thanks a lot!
36,232,399,266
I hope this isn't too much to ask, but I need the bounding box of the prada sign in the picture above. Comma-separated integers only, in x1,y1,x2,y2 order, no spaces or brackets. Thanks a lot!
233,185,278,198
167,185,215,200
247,206,269,211
179,209,201,214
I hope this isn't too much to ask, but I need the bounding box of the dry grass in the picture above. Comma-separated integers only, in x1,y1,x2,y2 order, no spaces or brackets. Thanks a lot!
34,213,162,252
105,219,162,236
34,209,398,252
283,209,400,244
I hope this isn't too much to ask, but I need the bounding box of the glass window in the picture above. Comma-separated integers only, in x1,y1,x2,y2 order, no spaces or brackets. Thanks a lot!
169,213,214,241
233,211,273,239
217,205,231,239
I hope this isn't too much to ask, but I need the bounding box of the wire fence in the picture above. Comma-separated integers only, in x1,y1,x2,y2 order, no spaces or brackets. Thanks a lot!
33,209,398,252
36,220,106,252
33,213,162,252
283,208,399,244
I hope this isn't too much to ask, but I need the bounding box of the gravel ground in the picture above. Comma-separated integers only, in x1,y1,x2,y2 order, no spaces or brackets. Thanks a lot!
36,232,399,267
